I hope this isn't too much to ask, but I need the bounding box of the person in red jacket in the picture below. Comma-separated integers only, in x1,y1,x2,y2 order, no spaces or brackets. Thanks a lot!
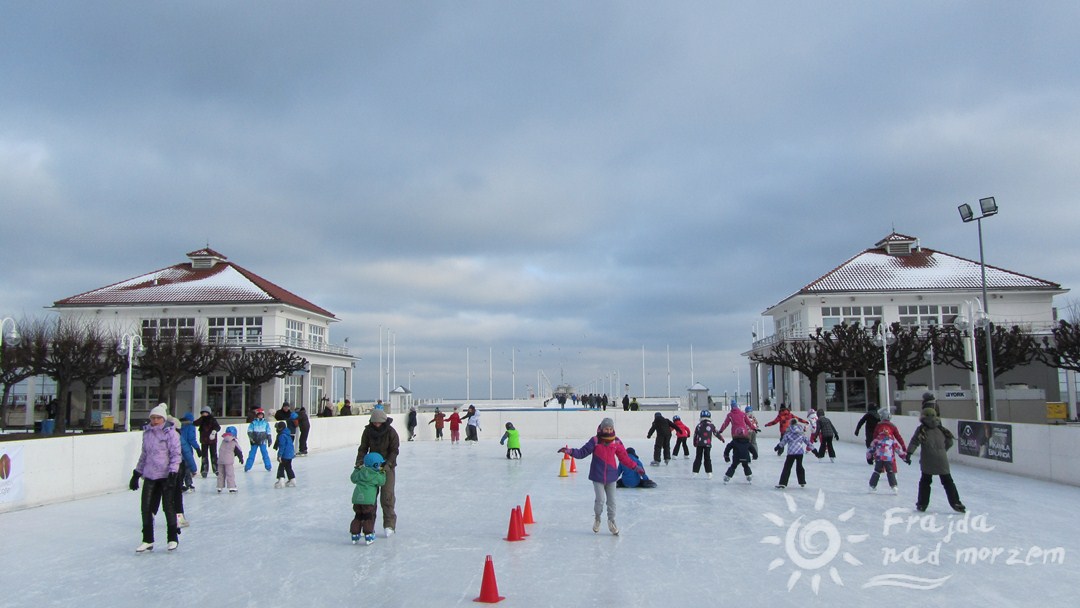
671,415,691,459
873,407,907,473
763,405,807,456
446,406,463,444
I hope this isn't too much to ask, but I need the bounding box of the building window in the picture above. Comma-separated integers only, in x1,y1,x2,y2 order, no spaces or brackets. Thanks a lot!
206,374,247,417
899,305,960,329
286,320,304,347
308,375,325,410
308,325,325,347
821,306,880,329
209,316,263,345
142,317,196,340
284,375,303,408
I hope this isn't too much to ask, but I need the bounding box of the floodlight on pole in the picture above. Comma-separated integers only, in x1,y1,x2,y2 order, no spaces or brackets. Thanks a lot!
118,333,146,432
873,324,896,411
957,196,998,420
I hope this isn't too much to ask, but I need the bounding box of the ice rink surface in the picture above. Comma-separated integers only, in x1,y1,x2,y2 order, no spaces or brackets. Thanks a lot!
2,432,1077,607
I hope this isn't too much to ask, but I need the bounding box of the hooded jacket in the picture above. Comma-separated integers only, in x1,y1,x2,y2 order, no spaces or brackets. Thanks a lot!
646,414,676,440
355,417,400,468
218,433,243,464
274,425,296,459
764,409,807,435
908,409,954,475
719,408,752,439
178,414,200,471
136,421,181,481
566,425,641,484
351,465,386,505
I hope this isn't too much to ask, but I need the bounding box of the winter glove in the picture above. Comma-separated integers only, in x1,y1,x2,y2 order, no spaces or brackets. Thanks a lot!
635,468,645,476
209,431,217,441
774,445,783,456
129,470,141,491
724,455,730,463
904,456,912,465
557,448,567,454
165,472,179,490
866,455,873,465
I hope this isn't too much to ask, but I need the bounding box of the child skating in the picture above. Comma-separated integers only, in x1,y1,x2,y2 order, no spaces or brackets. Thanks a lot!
273,420,296,488
867,427,906,494
722,434,758,484
671,415,691,459
558,418,644,535
216,426,244,493
500,422,522,459
692,410,725,479
775,422,812,489
350,453,387,545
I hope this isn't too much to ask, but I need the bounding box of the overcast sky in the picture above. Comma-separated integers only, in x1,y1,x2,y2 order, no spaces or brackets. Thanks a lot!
2,2,1079,401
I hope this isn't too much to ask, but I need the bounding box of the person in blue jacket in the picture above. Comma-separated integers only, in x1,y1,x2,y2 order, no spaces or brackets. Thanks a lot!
273,420,296,488
616,447,656,488
245,408,273,472
178,412,200,493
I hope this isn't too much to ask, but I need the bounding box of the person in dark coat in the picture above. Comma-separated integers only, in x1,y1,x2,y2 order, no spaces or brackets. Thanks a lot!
907,407,966,513
622,394,630,411
296,406,311,455
812,409,838,461
646,412,677,466
854,404,881,449
406,406,418,442
275,402,297,435
193,407,221,478
354,409,400,536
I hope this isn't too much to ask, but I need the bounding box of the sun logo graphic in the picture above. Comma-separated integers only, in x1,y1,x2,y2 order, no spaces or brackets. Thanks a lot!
761,489,868,594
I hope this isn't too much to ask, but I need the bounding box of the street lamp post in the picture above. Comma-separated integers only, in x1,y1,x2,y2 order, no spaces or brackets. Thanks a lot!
0,317,20,354
118,334,145,432
958,196,998,419
874,324,896,413
954,300,988,421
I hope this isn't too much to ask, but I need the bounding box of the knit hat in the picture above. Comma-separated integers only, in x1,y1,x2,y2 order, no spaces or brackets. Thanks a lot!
597,417,616,442
149,403,168,419
922,391,937,404
200,407,210,414
627,447,637,457
878,408,892,421
370,409,388,424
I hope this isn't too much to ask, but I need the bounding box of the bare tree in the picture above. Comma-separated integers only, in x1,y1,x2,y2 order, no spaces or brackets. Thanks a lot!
221,348,308,410
936,323,1040,419
26,317,113,434
71,325,126,430
1038,320,1080,372
750,334,832,410
137,332,227,410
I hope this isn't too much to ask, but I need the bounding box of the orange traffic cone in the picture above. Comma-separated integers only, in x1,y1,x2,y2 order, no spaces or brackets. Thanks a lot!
473,554,506,603
522,495,536,524
516,506,529,537
504,507,524,541
569,457,578,473
558,458,568,477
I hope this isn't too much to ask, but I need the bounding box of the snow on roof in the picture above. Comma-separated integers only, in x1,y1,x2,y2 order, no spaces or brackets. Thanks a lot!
53,251,336,319
769,233,1063,308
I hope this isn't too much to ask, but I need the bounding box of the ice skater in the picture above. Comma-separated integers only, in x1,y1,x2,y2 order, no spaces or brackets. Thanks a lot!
273,420,296,488
906,407,966,513
178,412,200,492
447,406,462,444
216,426,244,493
813,409,838,461
691,410,725,479
500,422,522,459
559,418,645,535
646,411,677,465
129,403,181,553
429,408,446,441
617,447,656,488
671,415,691,459
867,427,906,494
775,422,812,489
245,408,273,472
463,404,481,443
723,434,758,484
350,453,387,545
355,408,400,537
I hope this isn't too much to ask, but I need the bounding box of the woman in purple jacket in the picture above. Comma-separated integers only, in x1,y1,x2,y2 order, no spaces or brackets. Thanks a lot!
129,403,182,553
559,418,644,536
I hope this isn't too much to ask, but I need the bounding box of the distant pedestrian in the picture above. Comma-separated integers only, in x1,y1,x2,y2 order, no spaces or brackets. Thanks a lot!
622,394,630,411
178,413,200,493
406,406,418,442
867,427,906,494
429,408,446,441
296,406,310,455
813,409,838,461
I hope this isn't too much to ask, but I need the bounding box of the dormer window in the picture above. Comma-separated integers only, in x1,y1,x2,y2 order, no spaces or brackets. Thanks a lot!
186,248,228,269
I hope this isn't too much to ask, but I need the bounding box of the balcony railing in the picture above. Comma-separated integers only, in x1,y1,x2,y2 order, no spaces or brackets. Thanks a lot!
208,335,351,356
750,320,1058,352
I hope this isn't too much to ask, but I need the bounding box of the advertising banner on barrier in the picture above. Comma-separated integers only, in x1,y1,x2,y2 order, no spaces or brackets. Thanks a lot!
957,420,1013,463
0,445,25,504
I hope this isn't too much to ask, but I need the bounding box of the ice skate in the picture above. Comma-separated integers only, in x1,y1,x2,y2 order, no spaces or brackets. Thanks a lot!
746,475,752,484
723,475,731,484
365,534,375,545
384,527,395,537
829,457,835,463
915,503,927,512
274,479,285,489
167,541,178,551
228,488,238,493
286,479,296,487
869,485,877,493
216,488,222,493
593,517,601,533
799,484,805,488
951,503,967,513
177,513,189,528
683,454,689,459
608,520,619,535
351,534,361,544
691,472,698,478
650,461,660,466
775,484,786,489
891,486,899,495
663,460,669,466
135,542,153,553
706,472,712,479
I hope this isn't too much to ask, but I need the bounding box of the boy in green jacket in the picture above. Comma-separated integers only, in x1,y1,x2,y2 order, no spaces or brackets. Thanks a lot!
350,453,387,545
500,422,522,459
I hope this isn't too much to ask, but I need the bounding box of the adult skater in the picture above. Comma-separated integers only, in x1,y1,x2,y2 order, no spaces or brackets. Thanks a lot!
854,404,881,449
193,407,220,478
355,408,400,536
129,403,181,552
906,407,966,513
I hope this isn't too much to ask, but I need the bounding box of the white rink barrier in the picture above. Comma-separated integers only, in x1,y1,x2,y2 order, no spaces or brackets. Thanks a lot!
1,408,1077,513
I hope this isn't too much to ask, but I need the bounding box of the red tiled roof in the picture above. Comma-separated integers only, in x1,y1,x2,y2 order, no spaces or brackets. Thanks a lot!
53,252,336,319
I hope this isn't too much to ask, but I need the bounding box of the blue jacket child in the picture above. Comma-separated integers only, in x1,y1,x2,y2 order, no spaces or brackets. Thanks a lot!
617,447,656,488
179,413,200,491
